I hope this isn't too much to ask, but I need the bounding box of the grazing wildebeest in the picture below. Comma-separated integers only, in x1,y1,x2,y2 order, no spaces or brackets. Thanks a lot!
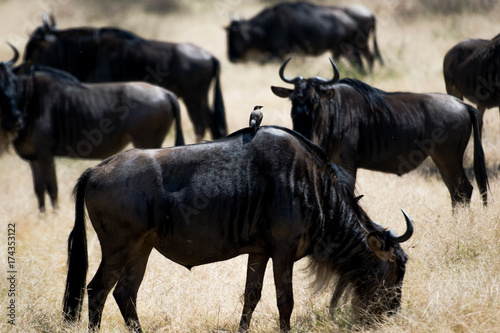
272,58,488,207
443,33,500,129
21,15,226,142
62,125,414,332
0,51,184,212
226,2,383,73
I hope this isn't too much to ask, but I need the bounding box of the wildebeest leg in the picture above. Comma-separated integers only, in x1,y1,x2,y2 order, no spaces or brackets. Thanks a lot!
348,48,366,75
360,47,374,73
431,156,472,207
239,254,270,332
29,157,58,212
272,250,295,332
183,97,209,142
113,244,153,333
87,254,128,331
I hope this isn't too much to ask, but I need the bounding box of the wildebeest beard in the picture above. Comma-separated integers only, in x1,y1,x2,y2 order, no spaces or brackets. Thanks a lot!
305,164,409,323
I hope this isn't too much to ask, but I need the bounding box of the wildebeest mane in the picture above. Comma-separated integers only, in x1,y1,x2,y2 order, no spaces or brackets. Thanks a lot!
339,78,395,116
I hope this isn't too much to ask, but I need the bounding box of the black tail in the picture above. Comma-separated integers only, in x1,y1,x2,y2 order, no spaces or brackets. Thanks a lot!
467,105,489,206
168,93,185,146
62,169,90,322
371,20,384,66
211,57,227,139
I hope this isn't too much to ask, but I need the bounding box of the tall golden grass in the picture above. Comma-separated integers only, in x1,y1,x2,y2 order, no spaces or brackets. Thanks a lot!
0,0,499,332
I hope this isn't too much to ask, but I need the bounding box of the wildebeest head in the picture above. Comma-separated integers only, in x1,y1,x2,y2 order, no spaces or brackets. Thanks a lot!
351,211,413,321
311,185,413,323
271,58,339,140
0,44,23,132
225,19,253,62
312,165,413,322
24,14,58,64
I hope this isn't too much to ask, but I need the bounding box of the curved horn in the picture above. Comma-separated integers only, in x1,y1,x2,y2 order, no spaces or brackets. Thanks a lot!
388,209,414,244
279,57,302,84
49,13,57,29
323,58,340,85
4,42,19,67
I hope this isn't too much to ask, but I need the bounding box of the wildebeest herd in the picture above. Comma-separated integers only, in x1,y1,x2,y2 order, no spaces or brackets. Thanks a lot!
0,1,498,332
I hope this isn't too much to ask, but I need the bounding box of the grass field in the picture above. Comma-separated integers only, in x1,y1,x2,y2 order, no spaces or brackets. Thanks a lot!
1,0,499,332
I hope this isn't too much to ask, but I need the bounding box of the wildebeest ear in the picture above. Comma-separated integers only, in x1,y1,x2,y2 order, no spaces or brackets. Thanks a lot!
319,86,335,99
271,86,293,98
367,232,394,262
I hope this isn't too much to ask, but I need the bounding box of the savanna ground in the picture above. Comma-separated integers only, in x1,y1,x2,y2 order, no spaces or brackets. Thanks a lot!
0,0,499,332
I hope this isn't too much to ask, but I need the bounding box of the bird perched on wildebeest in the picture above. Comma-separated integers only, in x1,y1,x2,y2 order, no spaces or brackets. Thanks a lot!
250,105,264,134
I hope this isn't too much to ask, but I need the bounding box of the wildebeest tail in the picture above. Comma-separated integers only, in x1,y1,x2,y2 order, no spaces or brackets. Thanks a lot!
467,104,489,206
211,57,227,139
63,169,90,322
371,20,384,66
168,93,185,146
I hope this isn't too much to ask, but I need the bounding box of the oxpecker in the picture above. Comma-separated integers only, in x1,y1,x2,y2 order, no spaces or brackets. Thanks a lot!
250,105,264,134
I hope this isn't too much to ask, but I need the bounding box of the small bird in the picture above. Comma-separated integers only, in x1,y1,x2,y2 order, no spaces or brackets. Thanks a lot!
249,105,264,134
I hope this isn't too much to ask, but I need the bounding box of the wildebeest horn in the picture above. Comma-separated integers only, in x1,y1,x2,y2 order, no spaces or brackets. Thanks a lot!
323,58,340,85
42,13,54,32
49,13,57,29
4,42,19,67
279,57,303,84
388,209,414,244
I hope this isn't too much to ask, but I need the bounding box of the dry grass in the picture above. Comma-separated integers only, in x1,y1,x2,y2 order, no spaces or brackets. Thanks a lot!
1,0,500,332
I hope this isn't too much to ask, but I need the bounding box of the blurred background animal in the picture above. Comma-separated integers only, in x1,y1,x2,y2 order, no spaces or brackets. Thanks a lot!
20,15,226,142
443,33,500,132
226,1,383,73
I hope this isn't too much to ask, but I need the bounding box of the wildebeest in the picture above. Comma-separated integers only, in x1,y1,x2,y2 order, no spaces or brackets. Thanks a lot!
272,58,488,207
21,15,226,142
0,50,184,212
443,33,500,129
62,125,413,332
226,1,383,73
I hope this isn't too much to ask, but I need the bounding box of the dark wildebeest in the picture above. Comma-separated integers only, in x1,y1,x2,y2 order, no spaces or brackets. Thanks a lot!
62,126,413,332
272,58,488,207
21,15,226,142
0,49,184,212
226,2,383,73
443,33,500,130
